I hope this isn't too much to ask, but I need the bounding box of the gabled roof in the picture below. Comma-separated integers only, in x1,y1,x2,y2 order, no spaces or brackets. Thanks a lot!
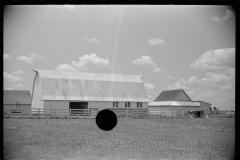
33,69,149,102
4,90,32,104
154,89,192,102
149,101,200,107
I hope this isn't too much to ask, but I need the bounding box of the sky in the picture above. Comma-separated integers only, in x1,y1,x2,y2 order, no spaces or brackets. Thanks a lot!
4,5,235,110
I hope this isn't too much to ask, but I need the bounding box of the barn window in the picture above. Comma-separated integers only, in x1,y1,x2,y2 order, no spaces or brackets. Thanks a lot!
113,102,118,107
128,102,130,107
125,102,130,107
137,102,142,108
125,102,127,107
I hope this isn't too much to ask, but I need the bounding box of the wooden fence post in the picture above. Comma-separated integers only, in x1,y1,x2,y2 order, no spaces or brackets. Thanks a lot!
137,108,139,118
21,105,23,118
69,109,71,118
38,109,40,119
182,110,184,117
127,110,128,118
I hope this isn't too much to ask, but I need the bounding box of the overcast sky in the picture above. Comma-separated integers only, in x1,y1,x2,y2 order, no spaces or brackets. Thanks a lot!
4,5,235,110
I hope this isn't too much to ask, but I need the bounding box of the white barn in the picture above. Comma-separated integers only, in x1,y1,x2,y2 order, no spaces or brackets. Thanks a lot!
149,89,211,118
31,69,149,116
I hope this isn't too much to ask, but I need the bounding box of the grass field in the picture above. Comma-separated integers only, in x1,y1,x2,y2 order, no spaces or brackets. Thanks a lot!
4,117,235,160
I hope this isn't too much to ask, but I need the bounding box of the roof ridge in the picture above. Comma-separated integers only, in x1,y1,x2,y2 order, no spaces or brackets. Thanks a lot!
34,69,143,78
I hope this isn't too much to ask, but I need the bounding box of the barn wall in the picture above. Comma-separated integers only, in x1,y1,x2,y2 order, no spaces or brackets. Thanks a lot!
51,101,69,116
89,101,148,109
149,106,202,115
4,104,31,115
31,73,43,110
43,101,53,114
200,102,210,117
142,102,148,108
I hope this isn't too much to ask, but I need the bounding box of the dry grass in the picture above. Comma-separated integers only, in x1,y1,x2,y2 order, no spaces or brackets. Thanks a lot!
4,117,235,160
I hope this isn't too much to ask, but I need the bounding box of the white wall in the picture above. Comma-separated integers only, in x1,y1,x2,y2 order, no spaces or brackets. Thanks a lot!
200,102,211,116
31,74,43,110
149,106,204,116
44,101,69,115
88,101,148,109
41,100,148,116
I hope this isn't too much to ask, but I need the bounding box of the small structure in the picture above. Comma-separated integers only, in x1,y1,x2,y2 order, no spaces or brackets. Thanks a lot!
4,90,32,115
149,89,211,118
31,69,149,116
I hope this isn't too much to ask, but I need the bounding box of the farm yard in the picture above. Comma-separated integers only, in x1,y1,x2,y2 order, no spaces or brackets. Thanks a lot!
4,117,235,160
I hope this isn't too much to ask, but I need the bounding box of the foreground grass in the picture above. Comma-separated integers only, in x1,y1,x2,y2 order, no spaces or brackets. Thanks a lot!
4,118,235,160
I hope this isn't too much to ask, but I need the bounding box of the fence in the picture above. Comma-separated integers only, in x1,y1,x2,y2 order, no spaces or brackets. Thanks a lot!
3,107,198,119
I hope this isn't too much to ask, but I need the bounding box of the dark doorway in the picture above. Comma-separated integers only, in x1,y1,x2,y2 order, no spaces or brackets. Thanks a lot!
69,102,88,116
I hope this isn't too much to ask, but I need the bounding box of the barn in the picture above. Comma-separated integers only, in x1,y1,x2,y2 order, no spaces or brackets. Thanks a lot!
31,69,149,116
4,90,32,115
149,89,211,118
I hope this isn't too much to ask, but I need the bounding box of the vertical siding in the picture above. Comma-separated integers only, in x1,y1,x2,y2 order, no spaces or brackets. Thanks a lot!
44,101,52,114
51,101,69,116
142,102,148,108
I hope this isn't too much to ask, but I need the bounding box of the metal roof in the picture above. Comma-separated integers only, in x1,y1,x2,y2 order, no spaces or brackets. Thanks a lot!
34,69,143,82
149,101,200,107
4,90,32,104
192,101,211,105
154,89,192,102
34,70,149,102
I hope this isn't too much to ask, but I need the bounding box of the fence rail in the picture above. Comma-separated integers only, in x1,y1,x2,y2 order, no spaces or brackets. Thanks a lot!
3,107,217,119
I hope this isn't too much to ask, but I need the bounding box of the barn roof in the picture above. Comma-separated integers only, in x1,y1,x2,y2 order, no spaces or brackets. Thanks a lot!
149,101,200,107
33,69,149,102
192,101,211,105
4,90,32,104
154,89,192,102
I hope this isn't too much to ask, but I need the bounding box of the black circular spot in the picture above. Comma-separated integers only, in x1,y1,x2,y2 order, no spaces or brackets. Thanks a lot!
96,109,117,131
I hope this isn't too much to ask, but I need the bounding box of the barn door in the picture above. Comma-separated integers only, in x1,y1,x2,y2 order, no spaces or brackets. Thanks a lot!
69,102,88,116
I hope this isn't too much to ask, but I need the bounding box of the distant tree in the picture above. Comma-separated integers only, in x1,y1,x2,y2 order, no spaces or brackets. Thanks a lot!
209,106,212,111
213,107,217,111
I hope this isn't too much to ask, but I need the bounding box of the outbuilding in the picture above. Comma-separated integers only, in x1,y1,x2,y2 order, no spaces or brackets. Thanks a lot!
31,69,149,116
4,90,32,115
149,89,211,118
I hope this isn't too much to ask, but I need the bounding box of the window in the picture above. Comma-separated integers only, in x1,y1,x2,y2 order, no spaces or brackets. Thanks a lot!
125,102,130,107
113,102,118,107
137,102,142,108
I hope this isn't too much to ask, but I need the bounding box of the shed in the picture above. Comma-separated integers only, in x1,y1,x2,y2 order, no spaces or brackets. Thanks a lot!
149,89,211,118
31,69,149,116
4,90,32,115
